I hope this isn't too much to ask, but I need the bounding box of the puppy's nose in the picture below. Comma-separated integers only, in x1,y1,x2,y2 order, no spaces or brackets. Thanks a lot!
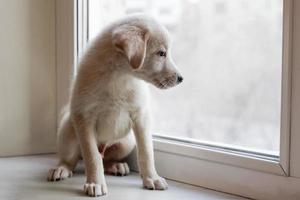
177,76,183,83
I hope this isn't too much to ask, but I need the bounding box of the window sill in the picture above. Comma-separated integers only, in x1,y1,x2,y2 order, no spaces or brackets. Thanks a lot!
0,154,247,200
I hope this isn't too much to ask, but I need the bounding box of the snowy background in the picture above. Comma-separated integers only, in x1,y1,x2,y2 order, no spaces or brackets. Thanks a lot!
88,0,283,154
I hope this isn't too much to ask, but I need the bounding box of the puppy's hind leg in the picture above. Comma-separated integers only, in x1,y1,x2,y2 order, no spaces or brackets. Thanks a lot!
103,132,135,176
47,112,80,181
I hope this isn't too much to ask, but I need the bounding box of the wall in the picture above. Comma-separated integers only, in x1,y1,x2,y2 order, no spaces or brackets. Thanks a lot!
0,0,56,156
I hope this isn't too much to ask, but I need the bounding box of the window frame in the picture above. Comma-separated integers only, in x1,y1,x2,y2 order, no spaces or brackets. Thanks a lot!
56,0,300,199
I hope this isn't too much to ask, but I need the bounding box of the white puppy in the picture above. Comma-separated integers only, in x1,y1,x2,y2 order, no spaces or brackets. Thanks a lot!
47,14,183,197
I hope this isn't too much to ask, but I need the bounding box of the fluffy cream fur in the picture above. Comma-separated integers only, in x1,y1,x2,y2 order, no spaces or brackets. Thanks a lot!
47,14,183,197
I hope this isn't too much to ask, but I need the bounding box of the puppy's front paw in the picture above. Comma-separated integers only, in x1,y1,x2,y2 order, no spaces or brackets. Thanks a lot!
84,182,108,197
143,176,168,190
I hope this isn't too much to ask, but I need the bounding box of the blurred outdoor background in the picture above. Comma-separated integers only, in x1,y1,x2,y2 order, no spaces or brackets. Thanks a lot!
88,0,283,154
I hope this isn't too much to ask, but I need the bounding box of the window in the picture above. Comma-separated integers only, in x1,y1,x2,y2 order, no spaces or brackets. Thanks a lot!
56,0,300,199
88,0,282,155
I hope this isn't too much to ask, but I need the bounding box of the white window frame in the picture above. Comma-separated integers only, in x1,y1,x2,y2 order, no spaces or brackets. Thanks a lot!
55,0,300,199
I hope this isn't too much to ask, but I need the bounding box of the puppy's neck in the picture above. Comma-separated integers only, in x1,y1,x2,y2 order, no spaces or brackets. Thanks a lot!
108,71,140,91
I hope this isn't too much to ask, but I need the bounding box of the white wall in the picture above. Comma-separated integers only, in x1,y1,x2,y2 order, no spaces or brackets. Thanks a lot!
0,0,56,156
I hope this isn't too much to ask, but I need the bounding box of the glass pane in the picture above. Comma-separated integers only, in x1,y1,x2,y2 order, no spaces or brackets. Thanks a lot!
88,0,283,155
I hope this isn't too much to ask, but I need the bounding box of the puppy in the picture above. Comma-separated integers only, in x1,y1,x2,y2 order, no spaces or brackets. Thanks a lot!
47,14,183,197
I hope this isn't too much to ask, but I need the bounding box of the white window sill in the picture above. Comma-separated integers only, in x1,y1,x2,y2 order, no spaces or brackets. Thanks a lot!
0,154,248,200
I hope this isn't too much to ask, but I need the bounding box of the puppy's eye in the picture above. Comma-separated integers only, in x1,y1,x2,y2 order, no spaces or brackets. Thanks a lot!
157,50,167,57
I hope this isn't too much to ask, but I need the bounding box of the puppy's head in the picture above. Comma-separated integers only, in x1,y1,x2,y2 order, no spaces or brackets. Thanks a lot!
112,15,183,89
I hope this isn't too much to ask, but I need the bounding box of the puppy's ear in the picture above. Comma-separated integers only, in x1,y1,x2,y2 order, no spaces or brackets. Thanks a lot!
112,25,149,70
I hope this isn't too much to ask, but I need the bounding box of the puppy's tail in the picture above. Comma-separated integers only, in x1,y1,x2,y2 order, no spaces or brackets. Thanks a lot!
56,104,71,137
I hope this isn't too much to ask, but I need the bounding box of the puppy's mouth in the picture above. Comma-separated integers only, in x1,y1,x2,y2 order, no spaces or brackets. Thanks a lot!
153,76,178,90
